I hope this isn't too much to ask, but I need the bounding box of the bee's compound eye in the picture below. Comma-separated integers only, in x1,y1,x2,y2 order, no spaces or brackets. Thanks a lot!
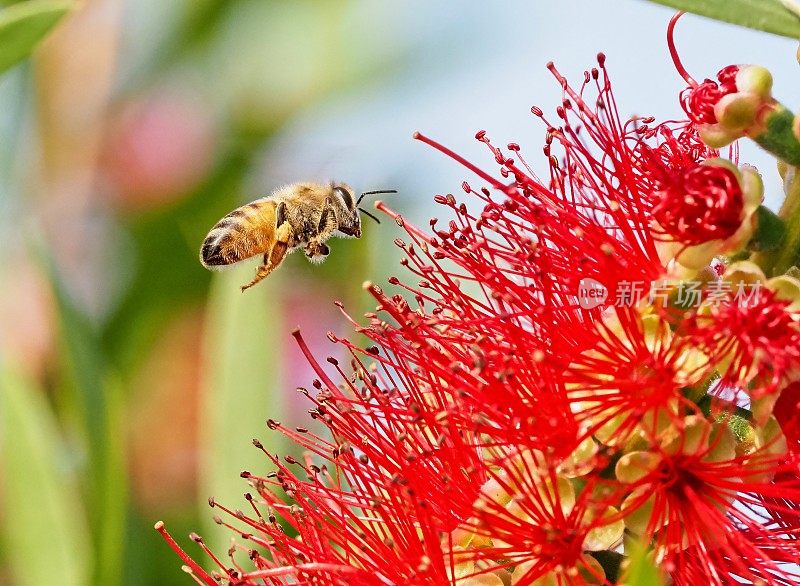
333,186,354,210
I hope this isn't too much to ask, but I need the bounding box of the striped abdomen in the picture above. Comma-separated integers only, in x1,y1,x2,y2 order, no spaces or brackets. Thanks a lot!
200,200,278,268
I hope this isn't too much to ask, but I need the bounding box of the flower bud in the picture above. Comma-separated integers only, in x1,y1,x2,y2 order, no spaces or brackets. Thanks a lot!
706,422,737,462
767,275,800,310
459,573,505,586
714,92,761,133
620,489,661,535
616,451,663,484
698,124,738,148
735,65,773,99
723,260,766,286
583,507,625,551
661,415,711,457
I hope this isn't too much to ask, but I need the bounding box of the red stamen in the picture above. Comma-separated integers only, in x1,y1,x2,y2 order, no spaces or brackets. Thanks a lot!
667,11,697,87
413,131,517,196
154,522,217,585
291,328,340,391
244,563,365,579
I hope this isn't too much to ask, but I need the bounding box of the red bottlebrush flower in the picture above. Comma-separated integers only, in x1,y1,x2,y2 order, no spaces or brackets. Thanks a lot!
617,420,800,586
158,47,800,586
564,308,710,447
679,65,740,126
685,287,800,397
666,11,799,164
466,446,622,584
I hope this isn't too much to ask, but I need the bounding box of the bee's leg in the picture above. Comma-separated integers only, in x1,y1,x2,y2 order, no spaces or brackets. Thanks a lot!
240,223,294,291
240,254,273,291
304,203,336,262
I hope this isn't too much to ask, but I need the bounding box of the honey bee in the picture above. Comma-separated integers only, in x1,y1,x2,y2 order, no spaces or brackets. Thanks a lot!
200,182,395,291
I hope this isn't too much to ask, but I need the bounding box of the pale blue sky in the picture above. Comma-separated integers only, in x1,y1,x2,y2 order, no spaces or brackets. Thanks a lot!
261,0,800,213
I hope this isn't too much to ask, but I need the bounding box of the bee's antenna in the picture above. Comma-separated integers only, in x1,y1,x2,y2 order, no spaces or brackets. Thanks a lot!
359,208,382,224
357,189,397,206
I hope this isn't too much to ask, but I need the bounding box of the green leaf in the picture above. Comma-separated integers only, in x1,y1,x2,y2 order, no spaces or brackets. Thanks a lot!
0,365,93,586
749,205,787,252
643,0,800,38
94,373,128,586
621,539,664,586
754,165,800,274
34,240,127,585
198,265,288,555
0,0,72,74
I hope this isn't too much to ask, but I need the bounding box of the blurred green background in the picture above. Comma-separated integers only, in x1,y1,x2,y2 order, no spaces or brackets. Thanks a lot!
1,0,798,584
